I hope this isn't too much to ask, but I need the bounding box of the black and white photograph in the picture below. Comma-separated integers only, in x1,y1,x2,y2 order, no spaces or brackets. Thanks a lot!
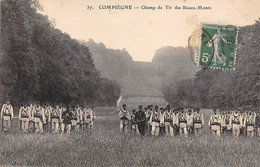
1,0,260,166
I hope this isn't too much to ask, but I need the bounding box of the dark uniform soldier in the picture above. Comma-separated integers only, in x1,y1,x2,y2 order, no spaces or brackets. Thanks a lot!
135,105,146,136
61,106,73,135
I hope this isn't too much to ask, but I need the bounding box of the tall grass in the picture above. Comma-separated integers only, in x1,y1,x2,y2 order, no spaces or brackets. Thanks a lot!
0,109,259,166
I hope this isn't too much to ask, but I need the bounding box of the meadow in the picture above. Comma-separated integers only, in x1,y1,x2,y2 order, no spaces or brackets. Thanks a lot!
0,108,259,166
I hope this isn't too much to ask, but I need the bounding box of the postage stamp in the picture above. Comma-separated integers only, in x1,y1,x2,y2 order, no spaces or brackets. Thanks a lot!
198,23,238,70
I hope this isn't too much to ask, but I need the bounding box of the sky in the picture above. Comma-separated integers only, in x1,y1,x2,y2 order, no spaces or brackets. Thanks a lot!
39,0,260,62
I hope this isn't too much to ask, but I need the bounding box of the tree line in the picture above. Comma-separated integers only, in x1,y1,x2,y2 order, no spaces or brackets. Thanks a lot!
0,0,121,106
164,20,260,109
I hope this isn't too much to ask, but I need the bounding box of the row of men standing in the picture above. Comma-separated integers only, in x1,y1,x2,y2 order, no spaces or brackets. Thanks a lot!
208,109,260,137
0,101,96,134
119,104,204,137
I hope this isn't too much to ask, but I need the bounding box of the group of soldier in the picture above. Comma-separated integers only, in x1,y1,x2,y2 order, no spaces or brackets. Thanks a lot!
0,101,96,134
208,108,260,137
119,104,260,138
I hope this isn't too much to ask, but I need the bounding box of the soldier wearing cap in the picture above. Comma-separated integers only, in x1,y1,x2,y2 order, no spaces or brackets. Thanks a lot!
130,109,139,133
172,109,179,136
178,107,188,137
32,104,45,134
208,109,222,136
18,103,31,133
186,108,194,136
229,109,243,136
164,105,174,136
1,101,14,133
43,104,51,133
135,105,146,136
145,105,153,134
193,107,204,136
51,105,61,133
150,105,160,136
119,104,130,133
61,106,73,135
243,110,256,137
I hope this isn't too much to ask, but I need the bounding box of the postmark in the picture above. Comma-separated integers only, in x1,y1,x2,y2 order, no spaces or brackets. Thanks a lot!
198,23,238,70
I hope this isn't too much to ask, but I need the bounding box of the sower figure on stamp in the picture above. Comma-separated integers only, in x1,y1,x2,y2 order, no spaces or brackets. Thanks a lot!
1,101,14,133
135,105,146,136
119,104,130,133
193,107,204,136
208,109,222,136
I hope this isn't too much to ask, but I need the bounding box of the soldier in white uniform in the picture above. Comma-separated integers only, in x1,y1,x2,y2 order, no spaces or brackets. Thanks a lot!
32,104,45,134
208,109,222,136
159,107,165,136
164,105,173,136
118,104,130,133
243,111,256,137
193,107,204,136
150,106,160,136
178,108,188,137
71,106,80,133
172,109,179,136
51,105,61,133
43,104,51,133
186,109,194,136
1,101,14,133
229,109,243,137
18,104,31,133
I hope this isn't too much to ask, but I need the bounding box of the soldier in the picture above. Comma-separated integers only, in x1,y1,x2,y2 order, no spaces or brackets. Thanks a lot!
159,107,165,136
179,108,188,137
229,109,243,137
208,109,222,136
130,109,139,133
1,101,14,133
89,106,96,129
43,104,51,133
61,106,73,135
150,106,160,136
83,106,94,130
135,105,146,136
243,111,256,137
172,109,179,136
164,105,173,136
255,112,260,137
18,104,31,133
219,110,226,134
71,106,80,133
28,103,35,132
32,104,45,134
225,110,232,134
186,108,194,136
118,104,130,133
51,105,61,133
193,107,204,136
77,106,84,131
145,105,153,134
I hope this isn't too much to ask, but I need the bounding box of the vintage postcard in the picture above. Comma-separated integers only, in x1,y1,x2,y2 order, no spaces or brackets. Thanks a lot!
1,0,260,166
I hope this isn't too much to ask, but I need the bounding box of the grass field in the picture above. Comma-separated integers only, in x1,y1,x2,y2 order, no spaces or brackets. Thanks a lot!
0,108,259,166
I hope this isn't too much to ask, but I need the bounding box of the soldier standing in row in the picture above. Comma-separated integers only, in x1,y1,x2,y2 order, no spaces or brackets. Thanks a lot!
164,105,173,136
172,110,179,136
119,104,130,133
243,111,256,137
256,112,260,137
51,105,61,134
186,109,194,136
229,109,243,136
43,104,51,133
208,109,222,136
179,108,188,137
32,104,45,134
193,107,204,136
61,106,73,135
1,101,14,133
135,105,146,136
18,104,31,133
150,106,160,136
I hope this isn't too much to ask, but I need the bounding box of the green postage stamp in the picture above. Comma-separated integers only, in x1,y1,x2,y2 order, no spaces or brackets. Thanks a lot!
198,23,238,70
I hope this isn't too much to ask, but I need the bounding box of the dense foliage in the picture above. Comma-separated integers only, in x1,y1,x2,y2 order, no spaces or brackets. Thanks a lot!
164,20,260,109
0,0,120,106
